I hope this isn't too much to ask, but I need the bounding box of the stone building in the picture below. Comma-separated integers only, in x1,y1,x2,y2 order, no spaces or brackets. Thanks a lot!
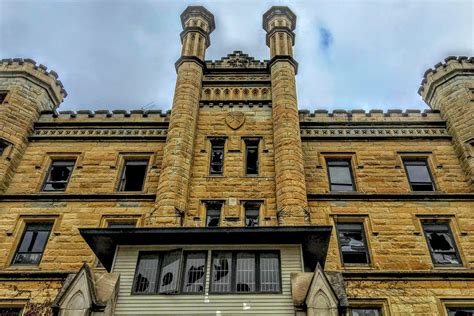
0,5,473,316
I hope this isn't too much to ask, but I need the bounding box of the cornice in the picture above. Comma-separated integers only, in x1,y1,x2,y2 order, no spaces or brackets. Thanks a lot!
0,193,156,202
307,193,474,201
30,126,168,141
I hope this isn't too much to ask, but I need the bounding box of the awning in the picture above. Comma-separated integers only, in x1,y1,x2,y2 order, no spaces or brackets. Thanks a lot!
80,226,332,272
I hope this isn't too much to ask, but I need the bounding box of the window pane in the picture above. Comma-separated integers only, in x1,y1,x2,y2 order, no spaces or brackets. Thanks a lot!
351,309,380,316
133,253,160,294
236,252,255,292
210,141,225,175
448,308,474,316
246,142,259,175
158,250,182,294
120,160,148,191
244,202,260,227
0,143,7,156
337,223,369,264
327,159,354,192
182,252,207,294
206,202,222,227
211,252,232,293
260,253,280,292
405,161,432,183
13,223,52,265
43,160,75,191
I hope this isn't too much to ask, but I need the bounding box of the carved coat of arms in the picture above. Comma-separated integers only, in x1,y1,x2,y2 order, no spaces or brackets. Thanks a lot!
225,112,245,130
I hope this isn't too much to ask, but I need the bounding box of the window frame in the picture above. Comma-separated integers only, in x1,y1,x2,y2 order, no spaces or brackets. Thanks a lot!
117,159,149,192
131,250,208,295
349,308,382,316
209,138,226,176
12,222,53,266
41,159,76,192
244,138,260,176
205,201,223,227
209,250,282,295
336,222,371,266
0,307,23,316
403,158,436,192
0,90,8,104
422,222,463,267
243,201,261,227
326,158,356,192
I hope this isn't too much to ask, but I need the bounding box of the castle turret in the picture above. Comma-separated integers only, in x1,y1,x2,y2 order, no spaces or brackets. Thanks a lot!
0,59,66,192
152,6,215,224
419,57,474,190
263,7,309,224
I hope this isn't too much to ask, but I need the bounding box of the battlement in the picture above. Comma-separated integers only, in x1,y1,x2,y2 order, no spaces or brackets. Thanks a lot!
205,51,268,70
298,108,443,123
0,58,67,105
418,56,474,102
38,109,171,123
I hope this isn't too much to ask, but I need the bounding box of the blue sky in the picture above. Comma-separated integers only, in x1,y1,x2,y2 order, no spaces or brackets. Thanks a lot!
0,0,473,111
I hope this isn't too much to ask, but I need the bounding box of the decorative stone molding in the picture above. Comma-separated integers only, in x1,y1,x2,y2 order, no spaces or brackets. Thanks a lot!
300,126,449,139
31,127,167,140
201,86,271,101
205,51,268,69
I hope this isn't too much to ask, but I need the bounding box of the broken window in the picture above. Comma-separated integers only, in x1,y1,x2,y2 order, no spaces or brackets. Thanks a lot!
403,159,435,191
211,251,280,293
13,223,52,265
245,139,259,175
327,159,355,192
209,139,225,175
133,250,206,295
118,160,148,192
244,201,260,227
205,201,222,227
0,308,23,316
0,142,7,156
42,160,75,191
448,308,474,316
0,91,7,104
351,308,381,316
336,223,370,264
423,223,462,266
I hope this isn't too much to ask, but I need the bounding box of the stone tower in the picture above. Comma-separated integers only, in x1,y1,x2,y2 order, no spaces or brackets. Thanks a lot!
0,59,66,192
419,57,474,190
263,7,309,224
152,6,215,224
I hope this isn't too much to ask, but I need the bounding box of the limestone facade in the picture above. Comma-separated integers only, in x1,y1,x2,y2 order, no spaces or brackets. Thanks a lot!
0,5,472,316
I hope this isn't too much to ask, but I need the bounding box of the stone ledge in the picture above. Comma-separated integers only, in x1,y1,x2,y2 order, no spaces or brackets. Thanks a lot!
307,193,474,201
0,193,156,201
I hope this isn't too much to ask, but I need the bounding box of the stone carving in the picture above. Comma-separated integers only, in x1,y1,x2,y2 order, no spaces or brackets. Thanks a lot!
205,51,268,69
31,128,168,139
225,111,246,130
301,127,449,138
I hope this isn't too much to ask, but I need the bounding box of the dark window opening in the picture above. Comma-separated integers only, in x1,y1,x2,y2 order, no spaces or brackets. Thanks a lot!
209,139,225,175
423,223,462,266
107,221,137,228
245,139,259,175
0,308,23,316
244,202,260,227
132,250,206,295
337,223,370,264
13,223,52,265
118,160,148,192
0,142,7,156
448,308,474,316
403,159,435,191
327,159,355,192
206,201,223,227
0,91,7,104
42,160,75,192
351,308,381,316
211,251,280,294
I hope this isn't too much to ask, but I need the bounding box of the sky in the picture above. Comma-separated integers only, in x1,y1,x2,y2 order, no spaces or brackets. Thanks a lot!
0,0,473,112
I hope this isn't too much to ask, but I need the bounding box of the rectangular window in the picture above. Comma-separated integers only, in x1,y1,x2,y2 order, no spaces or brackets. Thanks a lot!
244,201,260,227
132,250,206,295
245,139,259,175
42,160,75,191
206,201,223,227
448,308,474,316
107,221,136,228
13,223,52,265
0,91,7,104
351,309,381,316
0,308,23,316
209,139,225,175
118,160,148,192
423,223,462,266
210,251,280,294
403,159,435,191
336,223,370,265
327,159,355,192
